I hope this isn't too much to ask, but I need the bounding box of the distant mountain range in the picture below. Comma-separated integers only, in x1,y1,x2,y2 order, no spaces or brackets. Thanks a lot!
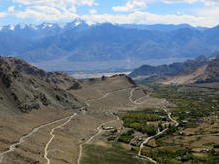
129,55,219,84
1,19,219,72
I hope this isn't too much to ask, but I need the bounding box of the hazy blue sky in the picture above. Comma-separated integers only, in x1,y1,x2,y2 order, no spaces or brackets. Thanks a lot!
0,0,219,27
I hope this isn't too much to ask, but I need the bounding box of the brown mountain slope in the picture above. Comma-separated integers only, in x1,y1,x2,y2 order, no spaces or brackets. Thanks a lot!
197,56,219,83
130,56,219,85
161,65,208,85
0,57,82,114
162,56,219,85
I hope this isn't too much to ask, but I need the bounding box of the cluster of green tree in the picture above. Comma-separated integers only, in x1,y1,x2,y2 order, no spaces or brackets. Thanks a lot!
142,146,219,164
150,85,219,128
122,110,161,136
118,130,134,144
124,113,162,122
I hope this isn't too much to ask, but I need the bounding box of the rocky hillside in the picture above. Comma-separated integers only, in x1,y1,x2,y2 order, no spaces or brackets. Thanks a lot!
130,56,219,85
198,56,219,83
0,57,82,114
129,56,210,78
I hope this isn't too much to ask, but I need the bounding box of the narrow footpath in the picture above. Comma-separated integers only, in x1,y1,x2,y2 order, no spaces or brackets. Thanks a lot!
44,113,77,164
0,113,78,163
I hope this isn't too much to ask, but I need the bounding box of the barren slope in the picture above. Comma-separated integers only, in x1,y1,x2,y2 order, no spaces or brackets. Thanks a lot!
0,57,82,114
0,58,163,164
161,65,208,85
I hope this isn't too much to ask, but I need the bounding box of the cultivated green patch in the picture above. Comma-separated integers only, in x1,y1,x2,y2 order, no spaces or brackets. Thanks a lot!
81,142,151,164
120,109,167,137
150,85,219,128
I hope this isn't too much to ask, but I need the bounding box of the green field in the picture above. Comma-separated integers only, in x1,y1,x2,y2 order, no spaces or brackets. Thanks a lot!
139,84,219,163
81,142,152,164
120,109,167,137
149,84,219,128
142,145,219,164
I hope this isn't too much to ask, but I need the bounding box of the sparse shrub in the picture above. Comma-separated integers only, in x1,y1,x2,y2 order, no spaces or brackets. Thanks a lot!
2,74,12,88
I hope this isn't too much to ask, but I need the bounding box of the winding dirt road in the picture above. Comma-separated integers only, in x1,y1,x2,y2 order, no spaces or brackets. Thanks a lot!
78,87,146,164
129,87,148,105
86,87,132,106
0,87,131,164
137,127,169,164
129,88,138,104
0,87,130,164
44,113,77,164
0,87,171,164
137,106,179,164
130,90,180,164
163,108,179,127
0,113,78,163
77,114,120,164
77,88,129,164
129,88,160,163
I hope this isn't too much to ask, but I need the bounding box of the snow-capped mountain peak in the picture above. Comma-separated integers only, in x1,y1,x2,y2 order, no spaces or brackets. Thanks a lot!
0,18,89,32
9,25,15,31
